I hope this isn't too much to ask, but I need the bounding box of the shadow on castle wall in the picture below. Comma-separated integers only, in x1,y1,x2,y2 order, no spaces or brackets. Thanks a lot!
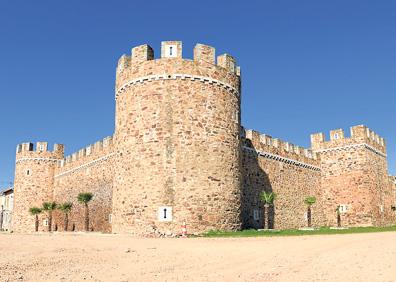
241,138,275,230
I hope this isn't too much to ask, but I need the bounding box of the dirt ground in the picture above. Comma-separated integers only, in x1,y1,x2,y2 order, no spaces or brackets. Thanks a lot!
0,232,395,282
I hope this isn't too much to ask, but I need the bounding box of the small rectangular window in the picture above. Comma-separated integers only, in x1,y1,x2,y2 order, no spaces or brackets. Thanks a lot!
253,209,259,221
165,45,177,58
158,206,173,222
339,204,350,213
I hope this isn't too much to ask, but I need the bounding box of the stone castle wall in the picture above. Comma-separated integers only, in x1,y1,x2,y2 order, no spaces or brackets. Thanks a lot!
11,41,396,235
392,176,396,218
52,136,115,232
311,125,394,227
112,42,242,236
366,152,396,226
241,129,325,229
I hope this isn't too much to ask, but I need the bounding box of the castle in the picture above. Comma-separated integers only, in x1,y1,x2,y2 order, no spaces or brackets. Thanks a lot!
11,41,396,235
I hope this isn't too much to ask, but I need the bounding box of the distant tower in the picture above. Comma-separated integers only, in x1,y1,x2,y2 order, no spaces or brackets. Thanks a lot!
112,41,242,235
12,142,64,232
311,125,390,226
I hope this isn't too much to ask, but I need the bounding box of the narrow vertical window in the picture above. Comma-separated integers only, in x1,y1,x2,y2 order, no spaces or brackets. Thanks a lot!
253,209,259,221
158,206,172,221
165,45,177,58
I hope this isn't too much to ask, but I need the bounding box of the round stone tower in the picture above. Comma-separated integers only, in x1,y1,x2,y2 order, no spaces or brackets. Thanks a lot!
112,41,242,235
12,142,64,232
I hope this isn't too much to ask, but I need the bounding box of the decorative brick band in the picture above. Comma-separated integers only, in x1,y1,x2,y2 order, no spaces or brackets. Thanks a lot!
314,143,387,158
55,153,116,178
16,157,60,164
116,74,240,98
243,146,321,171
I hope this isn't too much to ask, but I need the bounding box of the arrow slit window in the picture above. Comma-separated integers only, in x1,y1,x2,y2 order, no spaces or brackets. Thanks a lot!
158,206,173,221
165,45,177,58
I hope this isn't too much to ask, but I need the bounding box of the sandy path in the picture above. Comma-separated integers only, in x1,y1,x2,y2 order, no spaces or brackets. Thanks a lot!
0,232,395,282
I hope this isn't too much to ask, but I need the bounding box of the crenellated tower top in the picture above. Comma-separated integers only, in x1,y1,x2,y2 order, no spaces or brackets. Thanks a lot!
16,142,64,161
115,41,241,99
242,128,320,170
310,125,386,156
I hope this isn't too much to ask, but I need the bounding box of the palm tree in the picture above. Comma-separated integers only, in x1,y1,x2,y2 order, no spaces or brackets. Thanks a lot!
29,207,42,232
42,201,57,232
57,202,73,231
260,191,276,230
304,196,316,228
77,192,93,231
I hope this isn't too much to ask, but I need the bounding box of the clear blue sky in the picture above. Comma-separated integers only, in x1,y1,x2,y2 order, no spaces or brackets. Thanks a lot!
0,0,395,186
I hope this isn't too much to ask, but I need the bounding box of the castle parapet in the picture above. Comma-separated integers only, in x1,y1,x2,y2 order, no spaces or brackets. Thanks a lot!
117,55,131,72
132,44,154,63
117,41,240,73
217,54,236,73
17,142,33,153
243,129,319,167
16,142,64,160
115,41,241,95
161,41,183,58
194,43,215,64
57,136,115,173
310,125,386,155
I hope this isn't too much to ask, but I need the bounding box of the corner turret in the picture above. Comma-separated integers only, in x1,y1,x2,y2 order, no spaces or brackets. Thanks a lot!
12,142,64,232
310,125,389,227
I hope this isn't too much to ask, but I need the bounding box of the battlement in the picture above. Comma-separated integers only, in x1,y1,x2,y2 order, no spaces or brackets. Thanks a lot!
116,41,240,76
242,128,320,169
311,125,386,155
56,136,115,174
16,142,64,159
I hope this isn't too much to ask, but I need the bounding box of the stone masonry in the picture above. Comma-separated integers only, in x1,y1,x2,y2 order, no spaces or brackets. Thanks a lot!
11,41,396,235
312,126,395,227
